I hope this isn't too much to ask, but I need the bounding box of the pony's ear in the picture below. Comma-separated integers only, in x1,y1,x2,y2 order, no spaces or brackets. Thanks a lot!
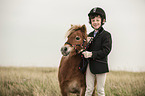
81,24,87,38
71,24,73,27
81,24,86,32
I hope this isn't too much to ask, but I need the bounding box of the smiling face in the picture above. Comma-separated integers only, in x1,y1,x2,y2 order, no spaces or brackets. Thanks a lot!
91,15,102,31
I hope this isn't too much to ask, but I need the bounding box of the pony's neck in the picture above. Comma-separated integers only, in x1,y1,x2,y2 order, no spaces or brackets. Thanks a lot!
68,54,81,66
69,52,81,59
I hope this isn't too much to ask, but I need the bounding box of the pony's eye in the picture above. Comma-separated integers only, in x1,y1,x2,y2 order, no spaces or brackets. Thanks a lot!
76,36,80,40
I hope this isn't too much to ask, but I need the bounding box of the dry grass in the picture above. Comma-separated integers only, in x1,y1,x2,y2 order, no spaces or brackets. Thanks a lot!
0,67,145,96
0,67,61,96
105,71,145,96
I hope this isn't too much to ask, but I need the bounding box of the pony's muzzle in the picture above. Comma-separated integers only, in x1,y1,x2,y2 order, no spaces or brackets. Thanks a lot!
61,45,72,56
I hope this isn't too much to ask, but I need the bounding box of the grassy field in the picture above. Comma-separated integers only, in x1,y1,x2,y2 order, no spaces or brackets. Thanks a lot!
0,67,145,96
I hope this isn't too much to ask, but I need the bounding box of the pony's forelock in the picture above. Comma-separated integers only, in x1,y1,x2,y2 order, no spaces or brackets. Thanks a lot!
65,25,87,38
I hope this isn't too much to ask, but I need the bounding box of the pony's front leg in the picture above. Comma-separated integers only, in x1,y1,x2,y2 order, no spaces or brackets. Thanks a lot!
80,87,86,96
60,86,69,96
60,90,68,96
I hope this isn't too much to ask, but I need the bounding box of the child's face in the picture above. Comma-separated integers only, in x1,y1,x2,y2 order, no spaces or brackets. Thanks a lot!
91,15,102,30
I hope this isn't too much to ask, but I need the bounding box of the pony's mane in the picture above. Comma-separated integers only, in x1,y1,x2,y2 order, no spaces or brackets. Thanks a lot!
65,25,86,38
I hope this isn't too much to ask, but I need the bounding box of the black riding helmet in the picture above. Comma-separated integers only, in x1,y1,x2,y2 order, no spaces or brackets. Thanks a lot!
88,7,106,25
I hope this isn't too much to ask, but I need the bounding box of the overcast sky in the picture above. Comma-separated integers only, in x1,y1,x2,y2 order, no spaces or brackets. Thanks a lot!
0,0,145,72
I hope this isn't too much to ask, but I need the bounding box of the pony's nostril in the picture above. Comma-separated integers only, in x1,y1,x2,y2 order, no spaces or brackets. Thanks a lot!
61,47,67,52
61,46,69,56
64,47,67,51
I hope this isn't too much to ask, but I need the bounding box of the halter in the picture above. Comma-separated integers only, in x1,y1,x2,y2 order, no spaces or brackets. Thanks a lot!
65,39,86,53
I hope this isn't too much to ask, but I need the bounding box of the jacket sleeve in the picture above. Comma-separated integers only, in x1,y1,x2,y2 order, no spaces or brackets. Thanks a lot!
92,32,112,60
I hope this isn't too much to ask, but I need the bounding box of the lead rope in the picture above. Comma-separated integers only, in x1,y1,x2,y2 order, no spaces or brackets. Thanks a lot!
78,37,93,53
79,37,94,73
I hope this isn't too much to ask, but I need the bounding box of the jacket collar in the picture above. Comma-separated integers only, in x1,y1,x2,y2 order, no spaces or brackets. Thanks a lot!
91,27,104,37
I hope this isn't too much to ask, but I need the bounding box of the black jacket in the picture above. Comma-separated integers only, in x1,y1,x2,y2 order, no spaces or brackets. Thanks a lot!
87,27,112,74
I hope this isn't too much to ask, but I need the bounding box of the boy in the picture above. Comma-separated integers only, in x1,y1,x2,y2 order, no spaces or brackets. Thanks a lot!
82,7,112,96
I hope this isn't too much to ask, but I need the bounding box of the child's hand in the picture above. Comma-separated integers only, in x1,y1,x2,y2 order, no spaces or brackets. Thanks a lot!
87,37,93,42
82,51,92,58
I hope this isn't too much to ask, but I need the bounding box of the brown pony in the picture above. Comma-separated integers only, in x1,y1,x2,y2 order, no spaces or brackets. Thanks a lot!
58,25,96,96
58,24,87,96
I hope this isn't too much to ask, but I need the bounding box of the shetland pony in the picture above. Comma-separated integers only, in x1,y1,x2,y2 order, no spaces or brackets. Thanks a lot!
58,25,96,96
